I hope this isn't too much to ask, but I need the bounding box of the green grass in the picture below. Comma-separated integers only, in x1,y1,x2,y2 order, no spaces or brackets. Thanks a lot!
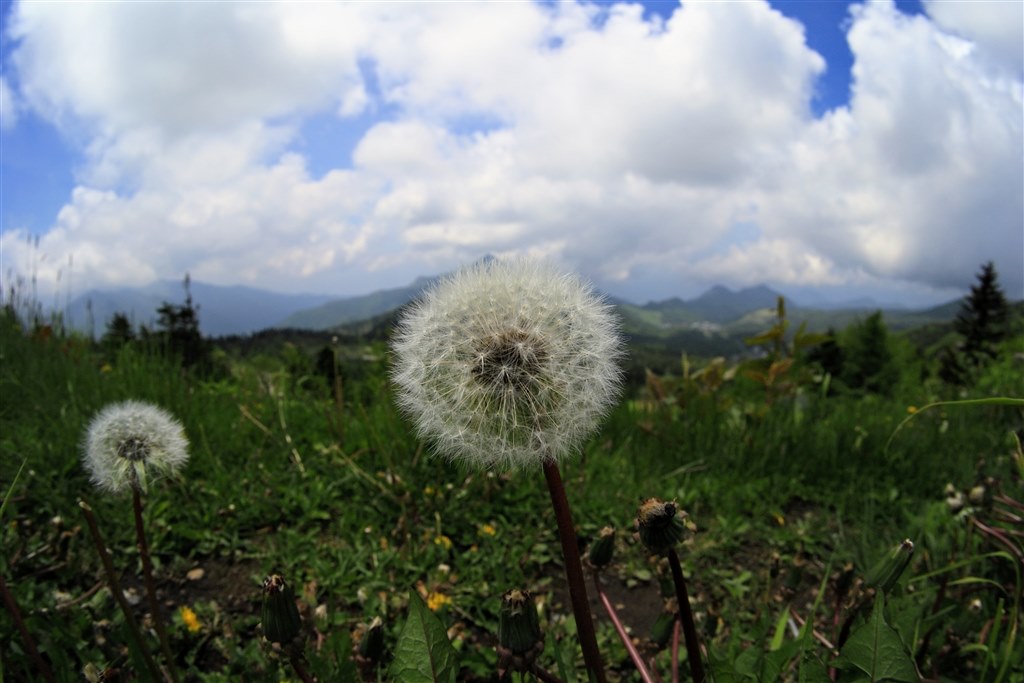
1,308,1021,682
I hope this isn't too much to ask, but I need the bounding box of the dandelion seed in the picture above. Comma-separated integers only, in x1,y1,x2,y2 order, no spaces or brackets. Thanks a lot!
391,258,623,470
82,400,189,494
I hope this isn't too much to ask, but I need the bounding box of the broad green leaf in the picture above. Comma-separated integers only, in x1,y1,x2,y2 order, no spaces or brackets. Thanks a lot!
835,593,918,682
389,592,458,683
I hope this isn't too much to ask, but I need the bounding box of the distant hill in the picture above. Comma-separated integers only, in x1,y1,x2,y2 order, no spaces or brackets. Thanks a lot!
63,275,969,343
68,281,333,337
275,276,438,331
685,284,783,323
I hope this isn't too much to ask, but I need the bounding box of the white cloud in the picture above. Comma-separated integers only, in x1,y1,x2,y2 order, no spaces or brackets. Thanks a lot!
759,0,1023,294
0,76,16,130
923,0,1023,76
2,0,1021,306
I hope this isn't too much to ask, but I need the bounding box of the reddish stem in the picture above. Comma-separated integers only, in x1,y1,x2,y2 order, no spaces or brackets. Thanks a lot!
0,573,56,683
80,500,166,683
593,572,658,683
133,487,180,683
667,548,706,683
543,461,607,683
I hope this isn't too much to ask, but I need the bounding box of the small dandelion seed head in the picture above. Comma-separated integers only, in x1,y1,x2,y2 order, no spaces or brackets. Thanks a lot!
81,400,189,495
391,258,624,470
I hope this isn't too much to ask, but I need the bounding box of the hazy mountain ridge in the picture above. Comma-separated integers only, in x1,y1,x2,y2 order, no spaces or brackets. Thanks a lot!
67,277,967,339
67,281,334,337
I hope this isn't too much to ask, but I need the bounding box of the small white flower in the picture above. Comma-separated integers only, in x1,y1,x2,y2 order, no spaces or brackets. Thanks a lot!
82,400,189,494
391,258,623,470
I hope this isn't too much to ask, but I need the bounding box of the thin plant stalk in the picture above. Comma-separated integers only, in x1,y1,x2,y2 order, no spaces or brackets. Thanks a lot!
80,500,166,683
0,573,56,683
592,572,657,683
132,487,180,683
543,461,607,683
666,548,705,683
289,648,316,683
671,618,681,683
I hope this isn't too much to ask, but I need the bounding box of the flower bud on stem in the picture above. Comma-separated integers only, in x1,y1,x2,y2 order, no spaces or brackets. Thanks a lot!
497,589,545,677
261,574,315,683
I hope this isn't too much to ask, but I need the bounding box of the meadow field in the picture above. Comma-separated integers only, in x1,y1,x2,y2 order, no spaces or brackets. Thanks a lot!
1,298,1021,682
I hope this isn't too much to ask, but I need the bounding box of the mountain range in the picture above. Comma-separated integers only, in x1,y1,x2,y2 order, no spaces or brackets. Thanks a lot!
64,276,964,340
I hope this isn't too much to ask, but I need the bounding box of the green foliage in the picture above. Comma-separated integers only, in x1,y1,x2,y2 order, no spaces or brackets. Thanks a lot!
1,299,1022,681
390,592,458,683
834,593,918,682
842,311,897,394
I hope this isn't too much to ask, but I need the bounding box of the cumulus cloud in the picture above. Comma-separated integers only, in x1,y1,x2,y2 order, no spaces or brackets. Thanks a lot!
0,76,16,130
923,0,1023,76
1,0,1020,306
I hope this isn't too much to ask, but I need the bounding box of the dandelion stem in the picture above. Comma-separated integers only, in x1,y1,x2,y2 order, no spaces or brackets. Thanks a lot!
133,487,180,683
542,461,607,683
592,572,657,683
666,548,705,683
79,499,166,683
289,647,317,683
0,573,56,683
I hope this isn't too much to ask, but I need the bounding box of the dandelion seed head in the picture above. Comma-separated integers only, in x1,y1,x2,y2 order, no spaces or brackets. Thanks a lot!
82,400,189,494
391,258,623,470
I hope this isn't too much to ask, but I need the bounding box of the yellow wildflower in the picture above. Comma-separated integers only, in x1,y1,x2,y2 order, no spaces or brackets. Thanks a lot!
434,534,452,551
180,605,201,633
479,523,497,537
426,592,451,612
907,405,918,414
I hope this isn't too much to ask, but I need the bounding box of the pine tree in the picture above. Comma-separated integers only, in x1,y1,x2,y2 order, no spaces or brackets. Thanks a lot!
843,311,896,394
100,312,136,356
153,274,211,373
954,262,1009,364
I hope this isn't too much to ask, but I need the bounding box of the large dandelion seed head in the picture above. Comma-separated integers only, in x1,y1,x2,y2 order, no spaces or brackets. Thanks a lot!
390,258,623,470
82,400,190,494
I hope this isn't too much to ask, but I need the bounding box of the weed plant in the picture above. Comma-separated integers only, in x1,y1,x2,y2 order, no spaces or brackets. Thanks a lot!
1,303,1021,681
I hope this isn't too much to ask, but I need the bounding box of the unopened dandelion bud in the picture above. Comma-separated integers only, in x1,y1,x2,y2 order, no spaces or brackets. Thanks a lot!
498,589,543,656
636,498,689,555
865,539,914,594
497,589,545,676
359,616,386,662
261,575,302,644
588,526,616,568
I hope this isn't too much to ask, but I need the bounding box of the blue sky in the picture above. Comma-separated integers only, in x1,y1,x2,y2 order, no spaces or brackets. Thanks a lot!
1,0,1020,307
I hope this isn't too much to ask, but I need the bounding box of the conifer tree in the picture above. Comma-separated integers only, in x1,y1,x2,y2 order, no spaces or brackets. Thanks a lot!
954,261,1009,364
843,311,895,394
